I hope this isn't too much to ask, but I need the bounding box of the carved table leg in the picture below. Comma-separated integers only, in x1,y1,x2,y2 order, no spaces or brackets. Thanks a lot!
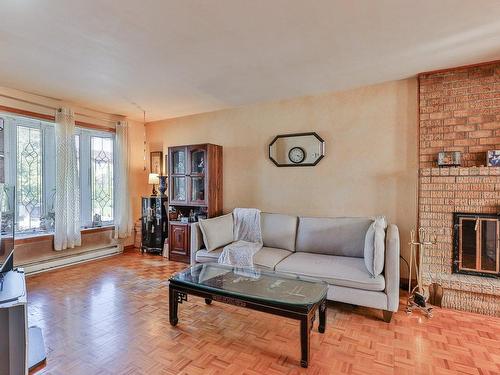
169,287,178,326
318,299,327,333
300,315,311,368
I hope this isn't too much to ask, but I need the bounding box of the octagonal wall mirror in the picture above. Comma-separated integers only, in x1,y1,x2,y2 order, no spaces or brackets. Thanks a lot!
269,132,325,167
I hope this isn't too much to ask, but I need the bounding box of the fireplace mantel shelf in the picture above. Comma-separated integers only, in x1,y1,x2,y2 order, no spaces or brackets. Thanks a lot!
421,166,500,177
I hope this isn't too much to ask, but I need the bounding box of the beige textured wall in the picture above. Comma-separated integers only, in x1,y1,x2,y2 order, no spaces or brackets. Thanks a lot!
146,79,418,275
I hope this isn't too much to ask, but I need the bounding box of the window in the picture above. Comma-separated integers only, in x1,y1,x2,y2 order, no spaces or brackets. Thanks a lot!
77,129,114,227
16,125,43,230
3,117,56,234
1,114,115,235
91,136,114,222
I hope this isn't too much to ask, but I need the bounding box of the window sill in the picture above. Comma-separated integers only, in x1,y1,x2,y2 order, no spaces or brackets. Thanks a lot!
14,225,115,245
81,225,115,234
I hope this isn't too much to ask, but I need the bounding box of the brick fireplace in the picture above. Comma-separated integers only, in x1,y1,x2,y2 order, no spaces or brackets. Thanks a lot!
418,62,500,316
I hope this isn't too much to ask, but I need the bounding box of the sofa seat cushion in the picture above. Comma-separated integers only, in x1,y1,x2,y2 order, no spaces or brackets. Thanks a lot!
195,247,223,263
254,247,292,269
196,246,292,269
275,252,385,292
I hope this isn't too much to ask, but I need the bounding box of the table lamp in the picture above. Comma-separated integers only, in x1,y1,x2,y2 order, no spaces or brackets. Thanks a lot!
148,173,159,195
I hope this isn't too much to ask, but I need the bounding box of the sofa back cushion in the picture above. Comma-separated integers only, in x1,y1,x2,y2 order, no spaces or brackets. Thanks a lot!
296,217,372,257
364,217,387,277
199,213,234,252
261,213,298,252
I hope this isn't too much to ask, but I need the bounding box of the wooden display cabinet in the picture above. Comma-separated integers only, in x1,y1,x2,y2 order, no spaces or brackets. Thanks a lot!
168,143,223,263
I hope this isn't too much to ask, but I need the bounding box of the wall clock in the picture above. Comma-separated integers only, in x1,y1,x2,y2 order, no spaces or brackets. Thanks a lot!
269,132,325,167
288,147,306,164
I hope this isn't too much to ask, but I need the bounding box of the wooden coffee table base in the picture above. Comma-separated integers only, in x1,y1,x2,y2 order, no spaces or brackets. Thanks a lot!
169,283,327,368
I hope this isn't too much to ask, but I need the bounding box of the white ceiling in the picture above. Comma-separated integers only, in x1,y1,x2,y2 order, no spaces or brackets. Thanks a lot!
1,1,500,122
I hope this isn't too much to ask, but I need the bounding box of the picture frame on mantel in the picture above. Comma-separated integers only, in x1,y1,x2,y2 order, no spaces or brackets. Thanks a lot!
437,151,461,167
150,151,163,175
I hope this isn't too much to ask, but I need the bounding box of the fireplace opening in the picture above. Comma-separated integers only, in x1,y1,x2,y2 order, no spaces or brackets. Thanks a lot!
453,213,499,278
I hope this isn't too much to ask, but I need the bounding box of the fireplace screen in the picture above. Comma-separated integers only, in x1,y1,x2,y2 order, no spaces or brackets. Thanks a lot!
453,213,499,277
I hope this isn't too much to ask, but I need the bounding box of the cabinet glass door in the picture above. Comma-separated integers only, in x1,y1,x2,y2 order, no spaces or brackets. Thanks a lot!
190,177,205,203
190,148,205,175
172,176,186,203
172,149,186,175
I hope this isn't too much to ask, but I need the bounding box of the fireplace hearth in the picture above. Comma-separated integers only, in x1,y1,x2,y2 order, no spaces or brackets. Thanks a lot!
453,213,499,278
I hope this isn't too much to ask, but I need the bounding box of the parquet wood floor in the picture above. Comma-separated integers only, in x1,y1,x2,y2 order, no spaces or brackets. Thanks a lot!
26,251,500,375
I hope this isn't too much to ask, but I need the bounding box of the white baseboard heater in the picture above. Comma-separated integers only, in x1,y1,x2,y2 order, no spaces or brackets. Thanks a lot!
23,245,122,275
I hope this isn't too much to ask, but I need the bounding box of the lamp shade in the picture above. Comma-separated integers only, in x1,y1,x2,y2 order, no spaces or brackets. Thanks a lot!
148,173,159,185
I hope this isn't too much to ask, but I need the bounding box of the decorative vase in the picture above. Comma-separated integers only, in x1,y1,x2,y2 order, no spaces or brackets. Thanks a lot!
158,175,168,196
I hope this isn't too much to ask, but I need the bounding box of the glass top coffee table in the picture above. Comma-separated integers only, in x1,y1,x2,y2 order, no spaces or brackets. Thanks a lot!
169,263,328,368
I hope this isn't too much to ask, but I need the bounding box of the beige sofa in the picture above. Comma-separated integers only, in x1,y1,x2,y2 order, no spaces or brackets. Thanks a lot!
190,213,400,322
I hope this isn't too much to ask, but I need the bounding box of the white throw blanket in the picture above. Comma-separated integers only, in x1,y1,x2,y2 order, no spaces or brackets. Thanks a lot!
218,208,262,267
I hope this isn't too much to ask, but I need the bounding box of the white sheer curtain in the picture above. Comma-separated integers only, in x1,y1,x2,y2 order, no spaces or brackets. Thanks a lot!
54,107,81,250
114,120,132,239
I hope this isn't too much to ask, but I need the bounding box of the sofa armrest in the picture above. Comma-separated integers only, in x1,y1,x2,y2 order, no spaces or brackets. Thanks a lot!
384,224,400,312
190,222,205,265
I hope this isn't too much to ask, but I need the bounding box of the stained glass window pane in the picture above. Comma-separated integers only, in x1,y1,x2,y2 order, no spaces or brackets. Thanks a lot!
17,125,42,231
91,136,113,222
